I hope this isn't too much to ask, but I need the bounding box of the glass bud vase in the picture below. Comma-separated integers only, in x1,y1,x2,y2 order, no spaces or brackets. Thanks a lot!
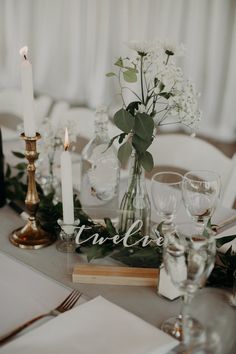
119,151,151,235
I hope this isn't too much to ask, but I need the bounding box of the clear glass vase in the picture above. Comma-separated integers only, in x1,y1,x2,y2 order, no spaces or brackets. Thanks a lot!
119,151,151,235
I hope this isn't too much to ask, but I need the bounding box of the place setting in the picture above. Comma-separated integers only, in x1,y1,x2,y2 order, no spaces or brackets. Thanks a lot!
0,18,236,354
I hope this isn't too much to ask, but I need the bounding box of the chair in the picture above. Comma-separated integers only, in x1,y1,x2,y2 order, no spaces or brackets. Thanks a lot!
148,134,236,208
49,101,121,141
0,88,52,141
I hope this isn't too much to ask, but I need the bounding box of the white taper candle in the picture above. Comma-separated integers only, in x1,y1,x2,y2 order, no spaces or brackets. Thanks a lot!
19,46,36,137
61,128,74,224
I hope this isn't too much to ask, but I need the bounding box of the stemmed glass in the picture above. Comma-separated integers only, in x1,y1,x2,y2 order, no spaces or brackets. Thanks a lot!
161,223,216,346
151,172,183,235
182,170,221,232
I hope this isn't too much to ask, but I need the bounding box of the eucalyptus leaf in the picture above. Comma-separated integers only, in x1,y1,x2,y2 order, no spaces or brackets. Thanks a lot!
117,141,132,165
86,244,113,262
126,101,140,116
104,218,118,237
123,70,137,83
105,134,120,151
118,133,126,144
132,134,152,153
114,57,123,67
12,151,25,159
5,164,11,178
106,72,116,77
123,66,138,73
16,171,25,179
15,162,27,170
114,108,135,133
134,113,154,141
159,92,173,100
139,151,154,172
216,235,236,249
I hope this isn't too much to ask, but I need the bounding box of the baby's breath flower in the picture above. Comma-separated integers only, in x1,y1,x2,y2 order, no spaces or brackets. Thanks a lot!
109,38,201,135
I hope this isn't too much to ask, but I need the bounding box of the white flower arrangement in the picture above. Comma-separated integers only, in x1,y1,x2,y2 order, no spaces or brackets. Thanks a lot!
107,39,202,171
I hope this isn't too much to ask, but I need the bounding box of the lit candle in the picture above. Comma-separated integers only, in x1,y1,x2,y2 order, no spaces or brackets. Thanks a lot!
61,128,74,224
19,46,36,137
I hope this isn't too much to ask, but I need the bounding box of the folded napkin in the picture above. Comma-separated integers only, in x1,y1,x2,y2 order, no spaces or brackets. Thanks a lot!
158,267,182,300
0,296,177,354
215,225,236,253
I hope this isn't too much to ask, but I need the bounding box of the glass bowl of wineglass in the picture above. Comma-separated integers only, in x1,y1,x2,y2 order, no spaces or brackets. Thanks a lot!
151,172,183,235
182,170,221,233
161,222,216,345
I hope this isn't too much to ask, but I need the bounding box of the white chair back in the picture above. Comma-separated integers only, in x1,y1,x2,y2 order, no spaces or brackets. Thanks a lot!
50,102,120,141
148,134,236,208
0,88,52,140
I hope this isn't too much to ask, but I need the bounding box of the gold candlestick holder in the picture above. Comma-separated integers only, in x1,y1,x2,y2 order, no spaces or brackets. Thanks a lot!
9,133,56,249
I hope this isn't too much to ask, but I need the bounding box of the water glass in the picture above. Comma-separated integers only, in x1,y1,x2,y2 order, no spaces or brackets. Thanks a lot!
162,222,216,344
182,170,221,232
151,171,183,234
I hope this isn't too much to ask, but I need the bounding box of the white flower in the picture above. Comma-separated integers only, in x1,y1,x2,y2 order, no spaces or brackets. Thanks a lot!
136,104,147,114
126,40,154,55
155,64,183,93
160,39,186,57
168,80,202,130
95,105,108,115
111,38,201,134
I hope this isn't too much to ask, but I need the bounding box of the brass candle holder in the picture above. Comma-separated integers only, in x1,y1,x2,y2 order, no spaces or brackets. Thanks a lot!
9,133,56,249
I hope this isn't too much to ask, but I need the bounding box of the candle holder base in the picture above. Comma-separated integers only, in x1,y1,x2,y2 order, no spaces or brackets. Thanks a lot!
56,219,80,253
10,218,56,249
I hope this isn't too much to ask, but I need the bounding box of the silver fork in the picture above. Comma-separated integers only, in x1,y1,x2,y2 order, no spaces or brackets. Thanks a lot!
0,289,81,346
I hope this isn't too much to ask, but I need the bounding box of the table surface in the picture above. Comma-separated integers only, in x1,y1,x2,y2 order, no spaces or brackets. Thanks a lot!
1,136,236,353
0,204,236,353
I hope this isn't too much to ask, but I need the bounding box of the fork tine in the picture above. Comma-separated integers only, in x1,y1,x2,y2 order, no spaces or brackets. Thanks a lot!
56,290,78,309
61,290,80,309
62,292,81,310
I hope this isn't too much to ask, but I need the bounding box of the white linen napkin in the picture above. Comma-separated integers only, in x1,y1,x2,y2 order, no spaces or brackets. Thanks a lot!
215,225,236,253
0,296,177,354
158,267,182,300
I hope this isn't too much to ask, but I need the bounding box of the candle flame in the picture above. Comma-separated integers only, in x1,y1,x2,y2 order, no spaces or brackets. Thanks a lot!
19,46,28,60
64,128,69,151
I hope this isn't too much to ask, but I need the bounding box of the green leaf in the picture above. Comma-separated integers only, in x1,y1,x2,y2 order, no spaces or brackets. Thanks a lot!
104,134,120,151
139,151,154,172
5,164,11,178
12,151,25,159
117,141,132,165
114,57,123,67
126,101,140,116
104,218,117,237
106,72,116,77
159,82,165,92
132,134,152,153
159,92,173,99
16,171,25,179
123,70,137,83
216,235,236,249
15,163,27,170
124,66,138,73
134,113,154,141
114,108,135,133
118,133,126,144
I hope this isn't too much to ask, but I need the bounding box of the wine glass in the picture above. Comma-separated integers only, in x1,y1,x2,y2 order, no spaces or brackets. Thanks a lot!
182,170,221,233
151,172,183,234
161,222,216,345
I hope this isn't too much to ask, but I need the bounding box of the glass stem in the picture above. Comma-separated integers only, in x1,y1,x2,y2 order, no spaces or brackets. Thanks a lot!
181,292,194,346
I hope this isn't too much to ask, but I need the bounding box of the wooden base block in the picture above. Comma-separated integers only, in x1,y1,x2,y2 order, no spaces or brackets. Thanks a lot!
72,264,159,286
